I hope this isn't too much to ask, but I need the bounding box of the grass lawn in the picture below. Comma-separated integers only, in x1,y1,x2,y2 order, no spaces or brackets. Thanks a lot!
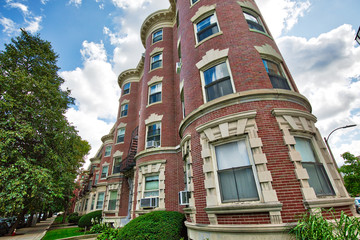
42,227,89,240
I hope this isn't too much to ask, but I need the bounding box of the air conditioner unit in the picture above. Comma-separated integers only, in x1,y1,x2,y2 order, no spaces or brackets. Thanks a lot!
176,61,182,74
179,191,190,205
140,197,159,208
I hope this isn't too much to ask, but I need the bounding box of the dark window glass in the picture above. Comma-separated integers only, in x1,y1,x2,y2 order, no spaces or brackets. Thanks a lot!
204,62,233,101
243,12,265,33
192,0,199,4
152,29,163,43
113,158,121,174
120,104,128,117
149,83,162,104
151,53,162,70
147,123,161,148
117,128,125,143
196,14,219,42
262,59,291,90
295,137,335,196
123,83,130,94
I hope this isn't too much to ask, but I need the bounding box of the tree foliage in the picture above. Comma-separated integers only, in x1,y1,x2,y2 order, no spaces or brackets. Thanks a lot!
338,152,360,197
0,30,90,227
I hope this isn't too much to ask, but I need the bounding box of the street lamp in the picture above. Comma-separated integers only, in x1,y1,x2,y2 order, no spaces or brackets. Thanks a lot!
324,124,357,167
356,27,360,45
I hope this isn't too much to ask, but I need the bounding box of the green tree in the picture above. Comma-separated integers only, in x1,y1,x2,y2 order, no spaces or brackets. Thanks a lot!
338,152,360,197
0,29,90,232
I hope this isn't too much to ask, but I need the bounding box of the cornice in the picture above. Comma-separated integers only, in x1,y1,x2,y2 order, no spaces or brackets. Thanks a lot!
118,57,144,89
179,89,312,137
140,8,175,47
135,146,180,161
101,133,114,143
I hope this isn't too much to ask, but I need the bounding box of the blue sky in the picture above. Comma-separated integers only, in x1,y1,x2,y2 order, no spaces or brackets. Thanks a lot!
1,0,359,167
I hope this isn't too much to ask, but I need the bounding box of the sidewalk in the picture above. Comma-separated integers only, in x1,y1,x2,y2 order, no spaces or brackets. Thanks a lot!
0,216,55,240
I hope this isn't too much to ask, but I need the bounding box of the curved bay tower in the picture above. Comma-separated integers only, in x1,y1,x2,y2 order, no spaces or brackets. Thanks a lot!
75,0,354,239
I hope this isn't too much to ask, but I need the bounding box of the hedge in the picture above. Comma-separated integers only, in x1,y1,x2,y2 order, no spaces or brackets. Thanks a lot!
78,210,102,229
67,212,81,224
116,211,187,240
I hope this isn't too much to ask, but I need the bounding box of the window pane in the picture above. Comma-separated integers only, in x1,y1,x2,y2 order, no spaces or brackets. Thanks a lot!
113,158,121,174
206,78,233,101
110,191,117,200
216,141,250,170
96,192,104,209
150,83,162,94
153,29,163,43
196,15,219,42
218,170,238,202
144,191,159,197
234,167,258,200
123,83,130,94
244,12,258,23
145,176,159,190
105,146,112,156
101,166,108,178
303,163,334,195
262,59,282,76
197,15,216,32
295,137,317,162
204,62,229,85
95,174,99,185
152,54,162,62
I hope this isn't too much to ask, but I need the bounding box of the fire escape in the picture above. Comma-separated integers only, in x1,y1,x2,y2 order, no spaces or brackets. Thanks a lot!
120,126,138,173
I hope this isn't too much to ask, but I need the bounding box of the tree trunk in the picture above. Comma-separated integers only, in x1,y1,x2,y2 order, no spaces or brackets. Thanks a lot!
9,209,26,235
26,212,34,227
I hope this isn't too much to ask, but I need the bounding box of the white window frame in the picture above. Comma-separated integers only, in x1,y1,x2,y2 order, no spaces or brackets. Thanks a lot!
146,122,161,148
104,146,112,157
120,104,128,118
96,192,105,210
112,157,122,174
148,82,162,105
262,58,292,91
91,194,96,210
123,83,131,95
100,165,109,179
294,136,335,196
242,10,267,34
212,137,262,203
143,175,160,198
190,0,200,6
150,52,163,70
200,59,235,103
107,190,118,211
193,12,221,45
116,128,125,143
152,29,163,44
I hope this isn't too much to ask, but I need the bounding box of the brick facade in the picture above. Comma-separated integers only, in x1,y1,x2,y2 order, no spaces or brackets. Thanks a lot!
74,0,353,239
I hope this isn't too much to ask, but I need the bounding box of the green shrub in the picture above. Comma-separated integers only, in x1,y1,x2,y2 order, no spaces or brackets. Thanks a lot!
53,214,64,224
78,210,102,229
90,223,112,233
290,209,360,240
117,211,187,240
96,228,121,240
67,212,81,224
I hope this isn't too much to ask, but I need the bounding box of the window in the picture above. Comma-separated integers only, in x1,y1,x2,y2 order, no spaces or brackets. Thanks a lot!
203,61,234,101
262,59,291,90
151,53,162,70
94,174,99,185
91,194,96,210
196,14,219,42
123,83,130,95
120,104,128,117
295,137,335,196
191,0,199,4
117,128,125,143
181,91,185,118
152,29,163,43
101,166,109,179
215,140,259,202
144,175,159,198
149,83,162,104
108,191,117,210
146,123,161,148
104,146,112,157
84,199,88,211
88,180,92,190
113,157,121,174
96,192,105,209
243,12,265,33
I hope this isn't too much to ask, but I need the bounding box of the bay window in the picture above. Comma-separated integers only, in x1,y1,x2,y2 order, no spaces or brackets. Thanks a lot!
262,59,291,90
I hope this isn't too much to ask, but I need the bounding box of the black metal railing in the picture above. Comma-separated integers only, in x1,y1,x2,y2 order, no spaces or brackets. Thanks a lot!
120,126,138,172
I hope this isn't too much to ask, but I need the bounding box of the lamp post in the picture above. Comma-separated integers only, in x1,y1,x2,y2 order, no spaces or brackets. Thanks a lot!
324,124,357,167
356,27,360,45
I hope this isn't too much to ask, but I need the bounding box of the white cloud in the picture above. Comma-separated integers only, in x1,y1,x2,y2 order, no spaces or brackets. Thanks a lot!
257,0,311,38
111,0,151,10
7,2,29,14
24,16,42,33
0,17,19,35
60,41,120,162
68,0,82,7
277,24,360,165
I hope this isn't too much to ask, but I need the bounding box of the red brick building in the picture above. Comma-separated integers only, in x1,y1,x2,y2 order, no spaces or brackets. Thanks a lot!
75,0,354,239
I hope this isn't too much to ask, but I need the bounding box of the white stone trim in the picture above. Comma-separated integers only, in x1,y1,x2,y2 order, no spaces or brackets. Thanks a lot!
196,111,282,224
145,113,163,125
196,48,229,70
191,4,216,22
112,150,123,158
255,44,283,61
147,76,163,86
117,122,127,129
149,47,164,57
